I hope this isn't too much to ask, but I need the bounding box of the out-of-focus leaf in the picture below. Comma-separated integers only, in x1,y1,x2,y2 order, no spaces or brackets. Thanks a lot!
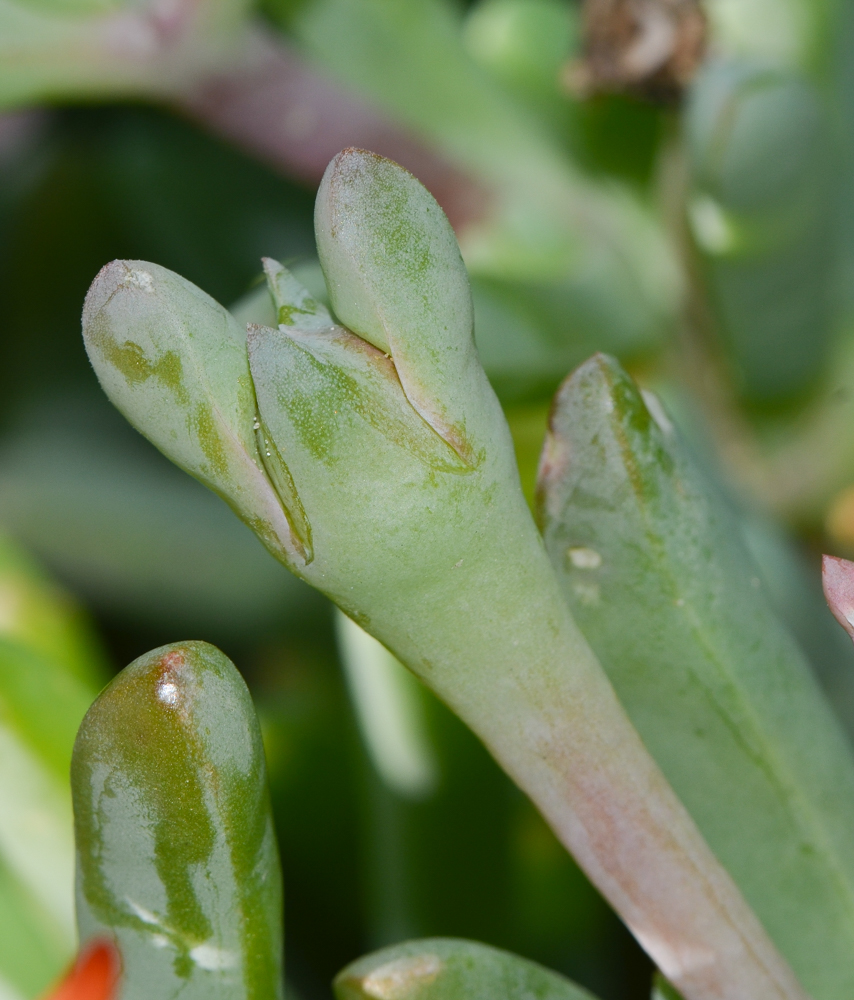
743,330,854,527
685,60,837,401
0,0,250,111
94,108,317,304
334,939,600,1000
704,0,841,78
536,354,854,1000
0,534,107,688
0,639,97,998
462,0,577,131
463,0,576,98
72,641,283,1000
740,515,854,740
335,613,438,800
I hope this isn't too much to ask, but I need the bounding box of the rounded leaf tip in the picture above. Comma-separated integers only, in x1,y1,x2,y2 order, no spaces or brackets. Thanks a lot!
82,260,156,331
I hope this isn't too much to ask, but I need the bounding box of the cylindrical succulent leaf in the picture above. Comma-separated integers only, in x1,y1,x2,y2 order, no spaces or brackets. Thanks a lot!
334,938,599,1000
71,641,283,1000
248,154,805,1000
536,352,854,1000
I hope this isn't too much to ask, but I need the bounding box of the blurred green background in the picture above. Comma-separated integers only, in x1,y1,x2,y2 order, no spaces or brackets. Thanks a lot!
5,0,854,998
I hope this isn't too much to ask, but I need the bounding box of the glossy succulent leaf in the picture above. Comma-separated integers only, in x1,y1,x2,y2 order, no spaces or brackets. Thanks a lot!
0,638,97,998
685,60,837,400
72,640,283,1000
334,939,599,1000
536,353,854,1000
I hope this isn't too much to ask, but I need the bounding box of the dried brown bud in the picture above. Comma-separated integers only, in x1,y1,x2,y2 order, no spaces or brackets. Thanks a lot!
566,0,706,102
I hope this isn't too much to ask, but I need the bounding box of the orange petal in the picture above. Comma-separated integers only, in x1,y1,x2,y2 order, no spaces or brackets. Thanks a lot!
823,554,854,640
42,939,121,1000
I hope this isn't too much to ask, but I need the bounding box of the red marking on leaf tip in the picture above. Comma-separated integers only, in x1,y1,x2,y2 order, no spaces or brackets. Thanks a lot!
160,650,185,672
42,939,121,1000
822,554,854,640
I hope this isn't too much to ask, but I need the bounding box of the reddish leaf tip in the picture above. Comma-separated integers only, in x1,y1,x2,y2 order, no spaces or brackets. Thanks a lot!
823,554,854,640
42,939,121,1000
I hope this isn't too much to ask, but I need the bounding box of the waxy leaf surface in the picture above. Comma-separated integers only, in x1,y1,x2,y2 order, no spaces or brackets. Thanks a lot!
72,641,283,1000
537,354,854,1000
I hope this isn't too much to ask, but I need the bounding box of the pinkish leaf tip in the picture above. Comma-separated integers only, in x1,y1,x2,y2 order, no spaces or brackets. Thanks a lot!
823,554,854,640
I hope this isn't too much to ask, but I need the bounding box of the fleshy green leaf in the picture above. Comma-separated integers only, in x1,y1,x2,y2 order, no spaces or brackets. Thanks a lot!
82,259,306,564
316,148,483,465
536,353,854,1000
72,641,283,1000
334,939,599,1000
